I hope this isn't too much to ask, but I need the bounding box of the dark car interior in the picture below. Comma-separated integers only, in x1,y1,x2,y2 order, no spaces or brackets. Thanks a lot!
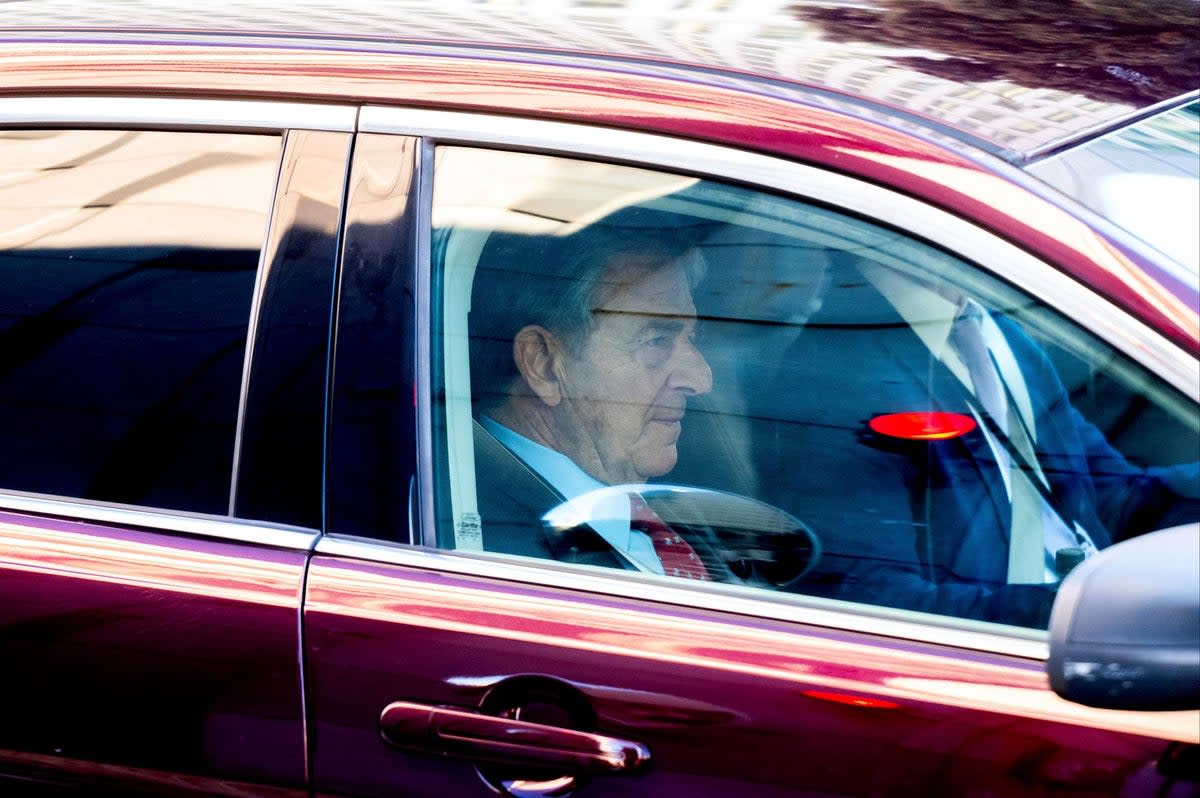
0,245,257,514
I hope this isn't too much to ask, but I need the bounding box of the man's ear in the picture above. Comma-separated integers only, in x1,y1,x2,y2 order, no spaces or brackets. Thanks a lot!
512,325,565,407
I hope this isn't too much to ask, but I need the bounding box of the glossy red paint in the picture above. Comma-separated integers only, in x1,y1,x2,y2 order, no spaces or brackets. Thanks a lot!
0,39,1194,349
0,511,308,796
801,691,902,709
304,556,1194,797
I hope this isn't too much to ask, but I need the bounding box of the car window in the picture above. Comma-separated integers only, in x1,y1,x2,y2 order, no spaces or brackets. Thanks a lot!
427,146,1199,630
0,129,280,514
1028,99,1200,276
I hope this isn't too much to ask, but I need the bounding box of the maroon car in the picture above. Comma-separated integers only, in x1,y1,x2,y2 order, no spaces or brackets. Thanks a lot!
0,2,1197,796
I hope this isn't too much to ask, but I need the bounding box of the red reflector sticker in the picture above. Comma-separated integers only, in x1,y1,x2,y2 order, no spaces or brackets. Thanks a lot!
869,411,976,440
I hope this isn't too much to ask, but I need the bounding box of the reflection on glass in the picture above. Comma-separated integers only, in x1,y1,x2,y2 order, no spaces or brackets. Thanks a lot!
0,129,280,512
427,146,1199,631
1029,100,1200,274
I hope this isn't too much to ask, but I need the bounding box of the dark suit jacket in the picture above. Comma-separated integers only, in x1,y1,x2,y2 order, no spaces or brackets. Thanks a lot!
760,272,1197,626
471,420,741,582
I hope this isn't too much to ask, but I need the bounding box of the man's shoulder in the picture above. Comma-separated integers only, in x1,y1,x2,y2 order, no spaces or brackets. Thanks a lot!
474,419,563,513
472,419,625,570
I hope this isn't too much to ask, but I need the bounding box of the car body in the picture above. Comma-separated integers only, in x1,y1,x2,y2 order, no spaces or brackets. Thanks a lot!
0,2,1197,797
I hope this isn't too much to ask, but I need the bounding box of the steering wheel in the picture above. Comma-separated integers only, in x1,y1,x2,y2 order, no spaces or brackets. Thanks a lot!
543,483,821,589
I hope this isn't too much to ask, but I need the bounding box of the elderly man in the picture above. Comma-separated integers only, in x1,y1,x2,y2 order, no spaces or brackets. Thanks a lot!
467,228,724,579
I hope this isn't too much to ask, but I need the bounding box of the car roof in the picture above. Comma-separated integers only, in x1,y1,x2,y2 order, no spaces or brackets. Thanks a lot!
2,0,1197,160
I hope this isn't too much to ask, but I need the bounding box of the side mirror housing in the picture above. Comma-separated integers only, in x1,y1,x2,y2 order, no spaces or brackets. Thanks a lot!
1047,524,1200,711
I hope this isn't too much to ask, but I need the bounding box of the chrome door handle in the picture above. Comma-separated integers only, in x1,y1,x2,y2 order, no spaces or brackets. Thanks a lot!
379,700,651,773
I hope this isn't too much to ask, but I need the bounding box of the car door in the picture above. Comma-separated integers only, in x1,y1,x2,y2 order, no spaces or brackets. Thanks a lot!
0,98,351,795
305,109,1200,797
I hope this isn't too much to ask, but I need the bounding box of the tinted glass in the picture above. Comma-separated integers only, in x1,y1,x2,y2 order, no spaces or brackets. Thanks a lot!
1029,100,1200,275
234,130,350,529
428,147,1199,630
0,129,279,513
327,133,420,542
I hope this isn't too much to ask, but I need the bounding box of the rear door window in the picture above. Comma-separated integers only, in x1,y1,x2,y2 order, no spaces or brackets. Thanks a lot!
0,129,279,514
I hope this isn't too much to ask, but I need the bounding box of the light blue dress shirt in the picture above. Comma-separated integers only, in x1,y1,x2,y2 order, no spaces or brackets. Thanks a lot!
480,416,665,574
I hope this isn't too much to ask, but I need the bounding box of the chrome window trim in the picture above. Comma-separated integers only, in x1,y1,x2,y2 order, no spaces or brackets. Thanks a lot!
414,139,437,549
315,535,1048,660
0,491,319,550
363,106,1197,395
0,96,356,132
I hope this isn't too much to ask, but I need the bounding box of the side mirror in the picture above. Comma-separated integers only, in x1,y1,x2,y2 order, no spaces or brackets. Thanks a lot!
1047,523,1200,711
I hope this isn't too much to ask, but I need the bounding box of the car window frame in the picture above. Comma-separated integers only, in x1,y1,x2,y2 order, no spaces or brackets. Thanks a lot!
313,106,1197,661
0,95,354,548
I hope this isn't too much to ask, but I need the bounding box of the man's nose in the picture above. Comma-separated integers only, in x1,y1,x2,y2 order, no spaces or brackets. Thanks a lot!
670,338,713,395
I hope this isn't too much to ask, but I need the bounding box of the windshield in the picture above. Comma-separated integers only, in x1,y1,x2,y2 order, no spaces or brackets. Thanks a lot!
1028,99,1200,276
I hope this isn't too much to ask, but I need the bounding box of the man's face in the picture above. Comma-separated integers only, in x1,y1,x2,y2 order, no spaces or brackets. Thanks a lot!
551,255,712,484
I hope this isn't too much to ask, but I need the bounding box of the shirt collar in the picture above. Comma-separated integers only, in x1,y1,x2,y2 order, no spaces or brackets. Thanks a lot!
480,415,607,500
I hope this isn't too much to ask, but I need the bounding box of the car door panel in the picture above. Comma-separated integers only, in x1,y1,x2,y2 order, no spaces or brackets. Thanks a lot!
304,550,1192,797
0,508,310,796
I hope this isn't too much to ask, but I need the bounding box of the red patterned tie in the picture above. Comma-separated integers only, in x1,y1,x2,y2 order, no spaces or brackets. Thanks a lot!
629,494,711,581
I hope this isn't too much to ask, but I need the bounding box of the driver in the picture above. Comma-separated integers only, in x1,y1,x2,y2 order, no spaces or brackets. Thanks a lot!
467,227,727,580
